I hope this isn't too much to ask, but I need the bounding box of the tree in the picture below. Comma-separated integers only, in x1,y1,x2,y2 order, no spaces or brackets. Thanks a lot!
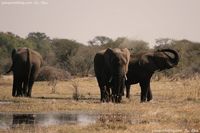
118,38,149,53
70,45,98,76
88,36,113,46
0,32,33,73
26,32,52,65
51,39,82,72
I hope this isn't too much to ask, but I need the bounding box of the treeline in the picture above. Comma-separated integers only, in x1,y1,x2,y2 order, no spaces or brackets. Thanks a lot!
0,32,199,79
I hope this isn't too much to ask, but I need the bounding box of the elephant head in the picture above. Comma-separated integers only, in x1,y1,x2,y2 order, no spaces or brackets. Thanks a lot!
139,49,179,72
104,48,130,102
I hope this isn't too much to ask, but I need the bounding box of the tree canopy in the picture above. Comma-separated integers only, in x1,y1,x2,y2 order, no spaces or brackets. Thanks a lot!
0,32,199,78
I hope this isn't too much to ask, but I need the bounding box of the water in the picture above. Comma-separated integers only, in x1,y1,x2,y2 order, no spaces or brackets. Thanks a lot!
0,112,151,129
0,112,97,129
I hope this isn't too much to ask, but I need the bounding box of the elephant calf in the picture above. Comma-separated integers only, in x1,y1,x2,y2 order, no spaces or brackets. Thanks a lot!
7,47,43,97
94,48,130,103
126,49,179,102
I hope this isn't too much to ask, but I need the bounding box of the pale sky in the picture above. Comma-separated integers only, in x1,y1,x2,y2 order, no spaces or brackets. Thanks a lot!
0,0,200,46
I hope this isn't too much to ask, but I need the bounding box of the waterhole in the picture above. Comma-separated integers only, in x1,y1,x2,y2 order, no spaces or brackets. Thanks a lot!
0,112,97,129
0,112,154,129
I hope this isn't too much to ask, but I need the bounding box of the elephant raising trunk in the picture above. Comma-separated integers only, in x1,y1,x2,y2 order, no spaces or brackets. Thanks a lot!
157,49,179,68
125,48,180,102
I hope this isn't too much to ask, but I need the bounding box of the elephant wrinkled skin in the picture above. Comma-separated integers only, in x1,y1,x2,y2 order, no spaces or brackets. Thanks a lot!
126,49,179,102
94,48,130,103
7,47,43,97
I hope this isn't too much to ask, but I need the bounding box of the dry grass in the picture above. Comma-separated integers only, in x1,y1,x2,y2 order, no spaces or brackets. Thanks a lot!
0,75,200,133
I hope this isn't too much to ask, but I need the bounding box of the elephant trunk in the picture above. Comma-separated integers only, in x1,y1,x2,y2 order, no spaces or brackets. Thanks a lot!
111,69,125,103
159,49,179,68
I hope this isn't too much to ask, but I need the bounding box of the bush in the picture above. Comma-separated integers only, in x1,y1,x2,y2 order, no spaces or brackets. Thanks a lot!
36,66,71,81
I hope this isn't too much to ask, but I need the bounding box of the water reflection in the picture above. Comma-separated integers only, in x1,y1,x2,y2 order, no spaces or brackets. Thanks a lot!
12,114,35,125
0,112,97,129
0,112,145,129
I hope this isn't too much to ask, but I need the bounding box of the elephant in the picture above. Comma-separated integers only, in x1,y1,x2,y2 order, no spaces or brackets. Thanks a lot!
125,49,179,102
94,48,130,103
6,47,43,97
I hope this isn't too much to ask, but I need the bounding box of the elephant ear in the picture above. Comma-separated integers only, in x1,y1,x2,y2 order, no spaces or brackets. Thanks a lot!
121,48,130,73
139,53,157,72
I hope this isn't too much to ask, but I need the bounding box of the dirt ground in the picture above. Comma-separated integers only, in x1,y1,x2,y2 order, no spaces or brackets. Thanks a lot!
0,75,200,133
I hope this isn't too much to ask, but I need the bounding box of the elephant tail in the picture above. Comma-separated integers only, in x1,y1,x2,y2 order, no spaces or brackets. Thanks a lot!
6,49,17,74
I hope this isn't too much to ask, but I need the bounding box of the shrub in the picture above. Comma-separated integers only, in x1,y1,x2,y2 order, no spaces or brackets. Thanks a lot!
71,80,80,101
36,66,71,81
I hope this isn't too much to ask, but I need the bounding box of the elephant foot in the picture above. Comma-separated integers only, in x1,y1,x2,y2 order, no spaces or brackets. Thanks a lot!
147,99,155,103
27,94,32,97
16,94,22,97
147,98,153,102
111,95,122,103
147,96,153,102
101,98,107,103
106,98,111,103
126,95,130,99
12,93,17,97
140,99,147,103
111,95,115,103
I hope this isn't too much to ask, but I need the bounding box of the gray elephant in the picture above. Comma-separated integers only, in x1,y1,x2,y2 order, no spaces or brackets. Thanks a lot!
94,48,130,103
126,49,179,102
7,47,43,97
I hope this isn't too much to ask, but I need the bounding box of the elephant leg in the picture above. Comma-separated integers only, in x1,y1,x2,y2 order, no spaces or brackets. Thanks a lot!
111,86,116,103
116,77,126,103
27,68,35,97
121,79,125,96
126,84,131,99
140,79,151,102
99,85,106,102
111,88,121,103
139,82,148,102
27,66,40,97
27,80,34,97
96,77,106,102
111,77,122,103
147,86,153,101
105,85,111,102
112,89,121,103
22,80,29,97
12,77,18,97
16,80,23,97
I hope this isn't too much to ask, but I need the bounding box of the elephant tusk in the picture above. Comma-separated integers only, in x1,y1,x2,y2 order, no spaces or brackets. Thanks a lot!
125,75,127,80
109,76,113,83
